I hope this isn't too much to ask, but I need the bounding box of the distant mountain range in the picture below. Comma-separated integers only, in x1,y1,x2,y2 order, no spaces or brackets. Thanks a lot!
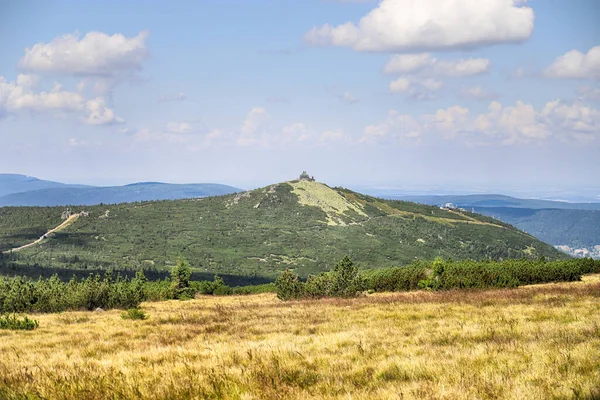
0,174,241,206
381,194,600,259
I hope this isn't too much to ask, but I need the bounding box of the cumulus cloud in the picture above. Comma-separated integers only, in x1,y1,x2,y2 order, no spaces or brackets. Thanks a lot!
238,107,268,146
384,54,490,76
543,45,600,80
19,31,150,77
0,75,122,125
362,100,600,145
363,111,421,142
304,0,534,52
384,54,489,99
83,98,124,125
389,76,442,100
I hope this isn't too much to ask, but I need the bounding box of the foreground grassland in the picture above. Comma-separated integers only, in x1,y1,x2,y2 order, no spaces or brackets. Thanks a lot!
2,276,600,399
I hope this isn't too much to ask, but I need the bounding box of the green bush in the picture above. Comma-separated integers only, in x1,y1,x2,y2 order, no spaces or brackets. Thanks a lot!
277,256,366,300
0,271,147,313
364,263,428,292
121,308,148,320
196,275,232,296
171,258,194,300
0,314,39,330
275,269,304,300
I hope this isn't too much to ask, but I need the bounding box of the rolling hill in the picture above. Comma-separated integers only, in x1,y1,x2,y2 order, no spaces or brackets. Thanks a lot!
0,180,567,280
0,174,241,206
382,194,600,258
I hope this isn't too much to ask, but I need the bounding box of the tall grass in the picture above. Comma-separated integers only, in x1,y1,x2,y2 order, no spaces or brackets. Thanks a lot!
0,275,598,399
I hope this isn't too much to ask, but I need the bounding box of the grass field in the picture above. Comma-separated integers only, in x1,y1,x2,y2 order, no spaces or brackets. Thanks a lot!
1,276,599,399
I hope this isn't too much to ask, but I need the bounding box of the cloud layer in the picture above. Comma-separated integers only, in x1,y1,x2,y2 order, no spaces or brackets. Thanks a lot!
363,100,600,145
0,75,122,125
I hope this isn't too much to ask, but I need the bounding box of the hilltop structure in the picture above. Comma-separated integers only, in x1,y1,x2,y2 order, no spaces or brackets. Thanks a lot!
299,171,315,182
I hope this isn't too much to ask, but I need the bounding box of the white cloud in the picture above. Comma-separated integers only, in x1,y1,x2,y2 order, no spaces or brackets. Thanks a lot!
165,122,193,134
541,100,600,140
362,110,421,142
304,0,533,52
543,46,600,80
19,31,150,78
384,54,490,76
341,91,359,104
459,85,499,100
319,129,345,144
204,129,222,143
363,100,600,145
384,54,488,98
83,98,124,125
389,76,442,100
238,107,268,146
282,123,311,143
0,76,123,125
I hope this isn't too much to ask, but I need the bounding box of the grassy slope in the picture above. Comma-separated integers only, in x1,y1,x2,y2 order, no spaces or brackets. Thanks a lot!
0,181,566,278
1,276,599,399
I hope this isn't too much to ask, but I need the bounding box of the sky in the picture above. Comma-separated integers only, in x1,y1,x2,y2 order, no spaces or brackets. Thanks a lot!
0,0,599,197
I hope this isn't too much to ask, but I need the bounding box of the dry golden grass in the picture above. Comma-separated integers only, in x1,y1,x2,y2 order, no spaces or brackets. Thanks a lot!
1,275,600,400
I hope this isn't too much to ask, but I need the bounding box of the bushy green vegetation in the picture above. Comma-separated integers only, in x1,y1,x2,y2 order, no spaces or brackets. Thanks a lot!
276,257,600,300
0,182,567,282
121,308,148,320
0,314,39,330
0,272,147,313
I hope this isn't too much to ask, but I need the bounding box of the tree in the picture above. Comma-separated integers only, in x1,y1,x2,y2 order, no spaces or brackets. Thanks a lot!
171,258,193,299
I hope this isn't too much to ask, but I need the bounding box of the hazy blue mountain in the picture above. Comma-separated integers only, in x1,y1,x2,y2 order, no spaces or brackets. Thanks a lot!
0,182,241,206
0,174,89,198
472,207,600,249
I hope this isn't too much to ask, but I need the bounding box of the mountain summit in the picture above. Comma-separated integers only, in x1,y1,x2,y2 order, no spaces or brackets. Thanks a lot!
0,179,566,278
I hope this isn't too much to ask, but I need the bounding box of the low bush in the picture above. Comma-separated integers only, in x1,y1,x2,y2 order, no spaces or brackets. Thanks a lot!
0,314,39,330
121,308,148,320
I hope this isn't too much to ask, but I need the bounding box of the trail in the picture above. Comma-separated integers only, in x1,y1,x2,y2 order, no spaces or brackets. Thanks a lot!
8,214,80,253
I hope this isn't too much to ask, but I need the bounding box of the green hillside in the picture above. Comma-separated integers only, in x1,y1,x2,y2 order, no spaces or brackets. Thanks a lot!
0,180,567,279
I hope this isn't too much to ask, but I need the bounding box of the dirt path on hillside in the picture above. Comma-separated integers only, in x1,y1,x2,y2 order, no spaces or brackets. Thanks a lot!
7,214,80,253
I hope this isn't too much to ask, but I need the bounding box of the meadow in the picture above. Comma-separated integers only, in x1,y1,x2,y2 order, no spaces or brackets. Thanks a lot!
1,275,599,399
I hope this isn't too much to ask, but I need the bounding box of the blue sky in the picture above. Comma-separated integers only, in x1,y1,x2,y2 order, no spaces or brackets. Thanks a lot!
0,0,599,197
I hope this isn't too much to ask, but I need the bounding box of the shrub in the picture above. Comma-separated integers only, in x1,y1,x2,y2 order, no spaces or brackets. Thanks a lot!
277,256,366,300
196,275,232,296
275,269,304,300
0,314,39,330
121,308,148,320
364,263,428,292
328,256,366,298
171,258,194,300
